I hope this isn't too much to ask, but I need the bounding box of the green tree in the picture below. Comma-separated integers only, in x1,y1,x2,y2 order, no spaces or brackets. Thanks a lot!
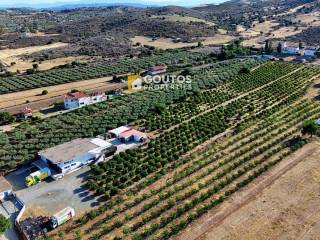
0,112,15,125
154,103,166,114
302,120,318,137
0,214,11,235
32,63,39,70
277,42,282,54
197,41,203,47
265,40,273,54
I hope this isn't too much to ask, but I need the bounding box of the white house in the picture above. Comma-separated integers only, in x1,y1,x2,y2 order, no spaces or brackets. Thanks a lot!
0,176,12,201
64,91,91,109
119,129,148,143
39,138,116,174
108,126,148,143
281,42,300,55
303,49,317,57
108,126,131,138
64,91,107,109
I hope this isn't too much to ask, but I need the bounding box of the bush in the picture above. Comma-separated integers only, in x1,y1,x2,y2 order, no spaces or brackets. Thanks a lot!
0,214,11,235
42,90,48,95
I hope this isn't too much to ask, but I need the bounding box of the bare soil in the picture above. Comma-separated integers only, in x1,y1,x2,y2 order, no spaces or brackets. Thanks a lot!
0,42,68,70
0,76,127,113
131,35,235,49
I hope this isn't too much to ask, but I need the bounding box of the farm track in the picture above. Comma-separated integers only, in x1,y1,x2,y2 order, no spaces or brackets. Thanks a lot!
0,81,127,114
175,142,318,240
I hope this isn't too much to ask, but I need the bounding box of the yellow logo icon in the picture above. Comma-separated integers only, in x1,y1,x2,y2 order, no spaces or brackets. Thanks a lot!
128,74,142,91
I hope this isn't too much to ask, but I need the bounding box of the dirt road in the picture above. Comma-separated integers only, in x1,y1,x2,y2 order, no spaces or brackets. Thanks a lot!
0,76,127,113
174,141,319,240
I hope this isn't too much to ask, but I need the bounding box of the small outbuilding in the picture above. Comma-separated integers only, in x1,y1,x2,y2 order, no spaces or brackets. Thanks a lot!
119,129,148,143
0,176,12,201
108,126,131,138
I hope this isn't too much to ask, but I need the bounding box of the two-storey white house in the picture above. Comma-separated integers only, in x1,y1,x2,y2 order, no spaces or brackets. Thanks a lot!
64,91,107,109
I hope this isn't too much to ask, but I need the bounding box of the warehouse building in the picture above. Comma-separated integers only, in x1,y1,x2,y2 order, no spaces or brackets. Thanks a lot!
39,138,116,174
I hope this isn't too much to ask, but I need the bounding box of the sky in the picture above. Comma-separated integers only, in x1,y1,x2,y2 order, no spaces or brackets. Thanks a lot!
0,0,228,8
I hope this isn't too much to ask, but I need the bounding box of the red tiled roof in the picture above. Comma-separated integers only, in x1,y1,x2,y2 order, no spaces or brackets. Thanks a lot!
21,107,32,114
65,91,89,100
149,65,167,71
119,129,147,138
89,92,105,97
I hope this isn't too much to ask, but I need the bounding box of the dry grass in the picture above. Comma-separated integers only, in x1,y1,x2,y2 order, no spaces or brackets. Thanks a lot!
8,56,92,72
293,11,320,26
131,35,235,49
0,42,69,71
151,14,215,26
199,140,320,240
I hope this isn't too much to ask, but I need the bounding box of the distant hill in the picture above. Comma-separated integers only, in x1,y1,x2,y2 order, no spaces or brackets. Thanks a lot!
0,2,157,10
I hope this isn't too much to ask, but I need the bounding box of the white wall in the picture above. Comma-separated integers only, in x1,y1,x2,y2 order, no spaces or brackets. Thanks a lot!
64,98,79,109
0,189,12,200
57,153,95,174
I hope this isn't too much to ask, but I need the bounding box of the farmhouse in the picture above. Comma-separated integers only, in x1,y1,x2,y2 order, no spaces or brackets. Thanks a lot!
0,176,12,201
64,91,106,109
148,65,167,76
119,129,148,143
108,126,148,143
39,138,116,174
303,48,318,57
18,107,33,120
108,126,131,138
281,42,300,55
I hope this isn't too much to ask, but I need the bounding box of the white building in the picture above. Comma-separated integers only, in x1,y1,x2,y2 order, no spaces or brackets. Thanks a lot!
109,126,148,143
64,91,106,109
119,129,148,143
0,176,12,201
39,138,116,174
108,126,131,138
303,49,317,57
281,42,300,55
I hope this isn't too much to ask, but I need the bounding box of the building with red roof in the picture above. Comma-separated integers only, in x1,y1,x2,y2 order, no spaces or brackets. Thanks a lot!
148,65,167,76
118,129,148,143
64,91,106,109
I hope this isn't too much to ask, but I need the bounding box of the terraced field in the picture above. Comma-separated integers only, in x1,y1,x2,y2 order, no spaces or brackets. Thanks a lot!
49,61,320,240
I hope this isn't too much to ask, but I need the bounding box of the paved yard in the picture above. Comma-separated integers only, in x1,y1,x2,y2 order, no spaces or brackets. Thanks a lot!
6,166,98,218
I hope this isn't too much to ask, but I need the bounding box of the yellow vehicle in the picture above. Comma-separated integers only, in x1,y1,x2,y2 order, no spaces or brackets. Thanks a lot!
25,167,51,187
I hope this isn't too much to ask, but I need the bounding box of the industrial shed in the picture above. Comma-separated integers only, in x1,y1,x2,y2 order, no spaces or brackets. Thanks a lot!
39,138,116,174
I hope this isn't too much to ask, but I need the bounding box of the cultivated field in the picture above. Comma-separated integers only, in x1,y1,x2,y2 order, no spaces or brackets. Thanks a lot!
0,51,205,94
38,60,320,240
192,140,320,240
